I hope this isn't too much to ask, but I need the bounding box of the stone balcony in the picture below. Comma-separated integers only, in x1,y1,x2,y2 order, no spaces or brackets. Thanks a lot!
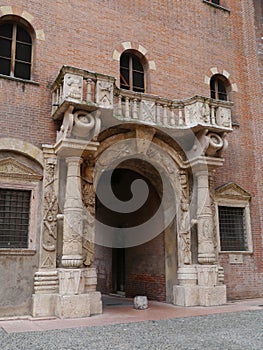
51,66,233,134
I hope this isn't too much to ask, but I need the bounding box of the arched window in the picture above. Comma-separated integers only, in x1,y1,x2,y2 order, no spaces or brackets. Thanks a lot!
210,74,230,101
0,21,32,80
120,52,145,93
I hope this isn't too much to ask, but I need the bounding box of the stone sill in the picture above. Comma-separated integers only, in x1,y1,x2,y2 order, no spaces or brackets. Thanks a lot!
0,74,40,86
0,249,36,256
203,0,230,13
219,251,253,255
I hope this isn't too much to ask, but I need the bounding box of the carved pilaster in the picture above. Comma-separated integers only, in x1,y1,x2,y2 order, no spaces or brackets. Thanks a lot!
40,146,58,269
82,160,95,267
178,170,192,266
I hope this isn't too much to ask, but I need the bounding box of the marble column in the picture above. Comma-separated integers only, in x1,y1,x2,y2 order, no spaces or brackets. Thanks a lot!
195,168,216,264
61,156,84,268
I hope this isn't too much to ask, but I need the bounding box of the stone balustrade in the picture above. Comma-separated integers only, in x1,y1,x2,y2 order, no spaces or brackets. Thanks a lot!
51,66,233,132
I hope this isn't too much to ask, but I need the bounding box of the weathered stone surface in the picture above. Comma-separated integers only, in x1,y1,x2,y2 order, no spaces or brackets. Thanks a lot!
198,285,227,306
173,285,199,307
56,294,91,319
134,296,148,310
32,294,57,317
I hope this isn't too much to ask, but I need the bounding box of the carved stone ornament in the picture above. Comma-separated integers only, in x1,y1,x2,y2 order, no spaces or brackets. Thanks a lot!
0,157,42,180
178,170,192,266
40,156,58,269
57,107,101,142
215,106,231,128
184,101,210,126
96,81,114,108
82,163,95,267
63,73,83,101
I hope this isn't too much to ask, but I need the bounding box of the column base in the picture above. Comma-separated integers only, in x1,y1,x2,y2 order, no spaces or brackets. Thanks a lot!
173,284,227,307
32,293,58,318
199,285,227,306
32,268,102,318
173,285,199,306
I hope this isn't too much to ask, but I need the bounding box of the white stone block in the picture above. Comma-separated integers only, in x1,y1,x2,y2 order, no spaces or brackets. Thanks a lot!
56,294,91,319
198,285,227,306
173,285,199,306
89,291,103,315
32,293,57,317
134,296,148,310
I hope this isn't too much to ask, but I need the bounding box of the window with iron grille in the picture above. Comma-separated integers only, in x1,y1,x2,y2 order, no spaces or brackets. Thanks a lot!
0,189,31,248
218,206,247,251
0,21,32,80
120,52,145,93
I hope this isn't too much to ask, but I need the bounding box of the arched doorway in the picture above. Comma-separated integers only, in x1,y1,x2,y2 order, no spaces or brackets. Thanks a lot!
95,163,167,301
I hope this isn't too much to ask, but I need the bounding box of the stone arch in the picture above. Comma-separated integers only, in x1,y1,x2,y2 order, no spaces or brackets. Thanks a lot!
83,127,192,301
0,138,44,167
113,42,156,71
204,67,238,93
0,5,45,40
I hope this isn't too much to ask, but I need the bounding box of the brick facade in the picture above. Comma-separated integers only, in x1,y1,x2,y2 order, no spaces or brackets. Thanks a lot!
0,0,262,316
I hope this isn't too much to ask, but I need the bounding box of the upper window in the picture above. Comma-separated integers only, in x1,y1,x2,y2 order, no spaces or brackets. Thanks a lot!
120,52,145,93
0,21,32,80
210,74,229,101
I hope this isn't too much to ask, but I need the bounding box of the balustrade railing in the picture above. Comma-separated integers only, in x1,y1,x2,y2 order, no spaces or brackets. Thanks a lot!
51,66,233,131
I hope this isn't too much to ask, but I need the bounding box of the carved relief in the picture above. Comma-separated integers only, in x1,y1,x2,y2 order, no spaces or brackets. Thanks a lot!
57,108,101,142
215,106,231,128
96,81,114,108
64,73,83,101
41,156,58,269
0,157,42,180
184,101,210,126
178,170,191,266
140,100,156,124
82,162,95,267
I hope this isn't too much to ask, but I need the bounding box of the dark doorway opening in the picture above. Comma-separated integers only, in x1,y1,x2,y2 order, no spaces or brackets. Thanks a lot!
112,248,126,294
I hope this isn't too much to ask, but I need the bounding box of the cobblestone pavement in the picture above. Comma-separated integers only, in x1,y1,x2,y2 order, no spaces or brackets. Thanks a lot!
1,310,263,350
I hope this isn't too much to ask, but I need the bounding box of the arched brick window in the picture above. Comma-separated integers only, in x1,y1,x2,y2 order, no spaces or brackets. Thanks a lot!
210,74,230,101
0,20,32,80
120,51,145,93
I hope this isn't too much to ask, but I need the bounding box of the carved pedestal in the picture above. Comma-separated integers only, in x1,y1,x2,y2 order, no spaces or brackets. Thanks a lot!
173,265,226,306
56,268,102,318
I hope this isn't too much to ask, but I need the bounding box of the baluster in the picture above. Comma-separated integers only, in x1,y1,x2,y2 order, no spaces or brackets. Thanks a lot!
170,105,176,126
133,99,138,119
125,96,130,119
156,103,161,124
52,91,56,114
86,78,92,102
211,105,216,125
163,104,168,125
139,99,143,121
179,105,184,126
117,95,123,118
59,84,63,103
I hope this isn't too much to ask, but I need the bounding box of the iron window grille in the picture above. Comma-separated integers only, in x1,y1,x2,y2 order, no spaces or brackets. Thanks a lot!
218,206,247,251
120,52,145,93
0,22,32,80
0,188,31,248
